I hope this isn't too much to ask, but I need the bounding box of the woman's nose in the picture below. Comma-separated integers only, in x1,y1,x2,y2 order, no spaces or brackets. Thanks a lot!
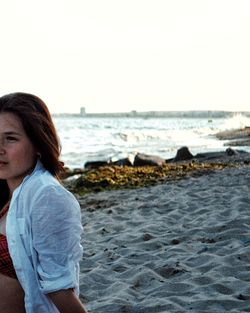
0,142,5,155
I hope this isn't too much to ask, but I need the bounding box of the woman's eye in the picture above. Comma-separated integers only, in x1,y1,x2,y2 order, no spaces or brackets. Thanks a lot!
6,136,17,141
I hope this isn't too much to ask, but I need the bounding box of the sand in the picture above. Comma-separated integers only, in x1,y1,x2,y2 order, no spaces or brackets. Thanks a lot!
78,166,250,313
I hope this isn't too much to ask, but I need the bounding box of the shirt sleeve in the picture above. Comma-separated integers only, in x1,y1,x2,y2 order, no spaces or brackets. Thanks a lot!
31,185,83,294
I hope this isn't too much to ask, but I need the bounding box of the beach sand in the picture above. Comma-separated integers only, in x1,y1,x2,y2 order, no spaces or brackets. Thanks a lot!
78,166,250,313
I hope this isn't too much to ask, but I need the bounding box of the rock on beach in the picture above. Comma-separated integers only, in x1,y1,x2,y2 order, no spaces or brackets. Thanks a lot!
216,126,250,147
63,146,250,195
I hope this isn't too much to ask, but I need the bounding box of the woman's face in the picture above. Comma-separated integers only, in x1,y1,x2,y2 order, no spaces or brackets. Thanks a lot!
0,112,37,194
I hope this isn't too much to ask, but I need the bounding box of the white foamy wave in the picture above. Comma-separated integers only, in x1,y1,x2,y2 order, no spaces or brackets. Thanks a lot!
114,132,148,143
114,130,172,144
218,113,250,131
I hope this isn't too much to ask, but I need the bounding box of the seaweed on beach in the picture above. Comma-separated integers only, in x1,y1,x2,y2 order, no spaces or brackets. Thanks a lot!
63,162,240,195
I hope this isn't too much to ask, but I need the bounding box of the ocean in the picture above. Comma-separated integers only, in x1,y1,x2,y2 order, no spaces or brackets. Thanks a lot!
53,113,250,169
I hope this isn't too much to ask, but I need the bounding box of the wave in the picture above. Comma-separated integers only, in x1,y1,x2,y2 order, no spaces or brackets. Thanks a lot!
55,115,250,168
218,113,250,131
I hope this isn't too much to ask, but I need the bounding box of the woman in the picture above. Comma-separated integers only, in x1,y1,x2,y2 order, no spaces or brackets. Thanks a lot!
0,92,88,312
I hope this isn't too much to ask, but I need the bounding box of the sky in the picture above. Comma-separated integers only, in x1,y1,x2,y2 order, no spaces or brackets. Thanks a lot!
0,0,250,114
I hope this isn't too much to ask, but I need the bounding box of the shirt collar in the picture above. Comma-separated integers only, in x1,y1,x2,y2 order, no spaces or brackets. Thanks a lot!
11,159,45,201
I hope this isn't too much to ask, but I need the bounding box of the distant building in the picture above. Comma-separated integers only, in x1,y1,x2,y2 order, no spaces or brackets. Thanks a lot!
80,107,86,116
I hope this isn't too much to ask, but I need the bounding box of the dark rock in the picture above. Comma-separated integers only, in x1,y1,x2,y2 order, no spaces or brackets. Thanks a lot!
237,294,247,301
216,127,250,140
142,233,154,241
225,139,250,147
226,147,237,156
110,158,133,166
134,153,166,166
195,148,250,163
84,160,109,169
195,151,226,160
215,127,250,147
215,126,250,147
171,239,180,245
174,146,194,161
196,148,240,160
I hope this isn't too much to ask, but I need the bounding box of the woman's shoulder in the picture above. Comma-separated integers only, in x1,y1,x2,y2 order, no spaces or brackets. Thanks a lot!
22,168,59,190
21,169,77,203
17,172,80,218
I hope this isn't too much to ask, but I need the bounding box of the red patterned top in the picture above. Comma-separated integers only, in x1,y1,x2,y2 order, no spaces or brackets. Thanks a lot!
0,203,17,279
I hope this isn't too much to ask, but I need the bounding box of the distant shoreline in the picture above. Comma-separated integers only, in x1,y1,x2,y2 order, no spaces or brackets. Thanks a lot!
53,110,250,119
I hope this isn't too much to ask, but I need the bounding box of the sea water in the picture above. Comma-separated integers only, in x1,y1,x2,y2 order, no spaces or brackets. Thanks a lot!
53,114,250,168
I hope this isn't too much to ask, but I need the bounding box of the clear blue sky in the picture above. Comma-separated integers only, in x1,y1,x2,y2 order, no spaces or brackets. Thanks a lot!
1,0,250,113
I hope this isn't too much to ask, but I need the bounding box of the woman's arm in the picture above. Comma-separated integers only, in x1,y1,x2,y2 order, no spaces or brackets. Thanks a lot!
48,289,88,313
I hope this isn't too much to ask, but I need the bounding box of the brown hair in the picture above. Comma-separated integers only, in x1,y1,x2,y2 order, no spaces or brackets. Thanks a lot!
0,92,64,178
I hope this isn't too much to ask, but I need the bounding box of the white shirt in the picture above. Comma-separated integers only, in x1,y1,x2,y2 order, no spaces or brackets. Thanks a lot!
6,160,83,313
